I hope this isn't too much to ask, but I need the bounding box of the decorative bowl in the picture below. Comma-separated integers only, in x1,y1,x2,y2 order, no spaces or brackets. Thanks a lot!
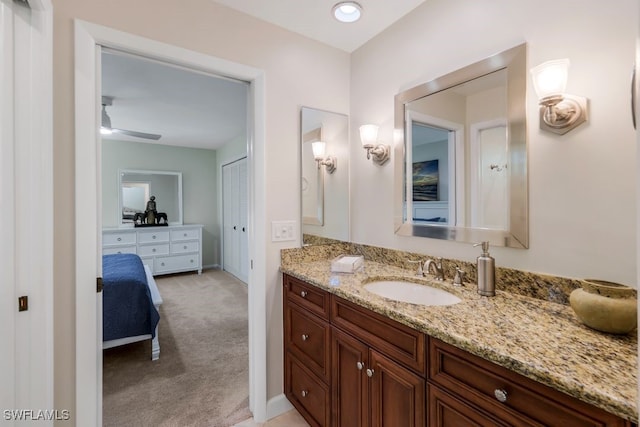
569,279,637,334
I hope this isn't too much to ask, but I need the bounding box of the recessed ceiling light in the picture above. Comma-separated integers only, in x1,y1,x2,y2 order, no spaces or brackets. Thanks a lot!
332,2,362,23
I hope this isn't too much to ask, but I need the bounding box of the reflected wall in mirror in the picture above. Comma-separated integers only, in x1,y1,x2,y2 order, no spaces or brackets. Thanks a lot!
300,107,350,244
119,169,183,226
394,43,528,248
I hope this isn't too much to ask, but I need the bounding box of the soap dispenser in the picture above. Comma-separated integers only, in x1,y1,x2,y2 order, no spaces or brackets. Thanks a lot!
474,241,495,297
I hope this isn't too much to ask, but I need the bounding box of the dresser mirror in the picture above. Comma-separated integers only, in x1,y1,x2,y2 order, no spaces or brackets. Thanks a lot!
300,107,350,244
394,43,528,248
119,169,183,226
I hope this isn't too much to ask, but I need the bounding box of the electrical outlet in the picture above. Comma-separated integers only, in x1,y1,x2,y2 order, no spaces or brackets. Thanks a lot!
271,220,297,242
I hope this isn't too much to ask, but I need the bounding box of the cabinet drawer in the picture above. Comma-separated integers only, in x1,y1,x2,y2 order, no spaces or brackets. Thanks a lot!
102,245,136,255
103,232,136,246
170,228,200,241
428,383,508,427
138,230,170,244
430,338,631,427
138,243,170,257
285,354,330,427
171,241,199,254
285,303,330,382
284,274,330,320
331,295,426,376
155,254,199,273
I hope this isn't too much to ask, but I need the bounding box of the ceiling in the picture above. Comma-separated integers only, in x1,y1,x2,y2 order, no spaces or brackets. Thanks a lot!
101,1,427,150
210,0,426,53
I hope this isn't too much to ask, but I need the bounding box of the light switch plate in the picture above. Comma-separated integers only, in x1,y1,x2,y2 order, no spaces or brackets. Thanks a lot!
271,220,297,242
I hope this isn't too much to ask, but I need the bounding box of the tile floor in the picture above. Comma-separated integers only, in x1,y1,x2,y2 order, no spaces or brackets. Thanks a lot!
233,409,309,427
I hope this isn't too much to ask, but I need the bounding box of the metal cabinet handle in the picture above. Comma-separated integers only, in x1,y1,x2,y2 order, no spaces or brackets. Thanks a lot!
356,361,365,370
117,237,122,241
494,389,508,403
301,334,309,341
366,368,374,378
301,390,308,398
300,291,307,298
632,65,637,130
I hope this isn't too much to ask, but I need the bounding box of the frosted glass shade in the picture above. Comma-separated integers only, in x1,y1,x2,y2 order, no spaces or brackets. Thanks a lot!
312,141,326,159
359,124,379,147
530,59,569,99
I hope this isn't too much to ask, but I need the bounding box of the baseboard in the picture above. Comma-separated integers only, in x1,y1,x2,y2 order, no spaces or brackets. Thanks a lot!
266,394,294,420
202,263,220,271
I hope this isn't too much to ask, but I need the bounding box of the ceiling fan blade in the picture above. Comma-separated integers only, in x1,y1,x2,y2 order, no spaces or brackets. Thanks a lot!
112,128,162,140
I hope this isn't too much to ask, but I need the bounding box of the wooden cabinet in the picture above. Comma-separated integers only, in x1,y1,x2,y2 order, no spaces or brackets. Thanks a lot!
429,338,634,427
331,295,426,427
283,274,634,427
284,275,332,427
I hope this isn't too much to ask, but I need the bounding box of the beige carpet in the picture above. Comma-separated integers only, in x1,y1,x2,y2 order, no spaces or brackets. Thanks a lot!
103,269,251,427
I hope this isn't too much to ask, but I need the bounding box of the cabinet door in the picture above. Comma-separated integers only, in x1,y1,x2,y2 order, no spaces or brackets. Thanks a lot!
332,328,369,427
369,349,426,427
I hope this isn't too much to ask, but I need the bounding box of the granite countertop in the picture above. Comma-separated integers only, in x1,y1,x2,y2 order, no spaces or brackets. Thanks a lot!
281,259,638,422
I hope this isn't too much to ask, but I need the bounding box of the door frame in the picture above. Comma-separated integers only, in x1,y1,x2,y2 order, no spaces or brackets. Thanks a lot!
74,20,267,425
0,0,53,422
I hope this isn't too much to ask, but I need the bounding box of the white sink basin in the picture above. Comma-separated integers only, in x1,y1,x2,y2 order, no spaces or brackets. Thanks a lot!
364,280,461,306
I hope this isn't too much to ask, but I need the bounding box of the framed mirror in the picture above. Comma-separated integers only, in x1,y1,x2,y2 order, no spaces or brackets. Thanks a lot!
300,107,350,244
119,169,183,226
394,43,528,248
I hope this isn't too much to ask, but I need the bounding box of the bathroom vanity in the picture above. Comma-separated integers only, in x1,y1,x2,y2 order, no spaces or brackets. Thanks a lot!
281,250,637,426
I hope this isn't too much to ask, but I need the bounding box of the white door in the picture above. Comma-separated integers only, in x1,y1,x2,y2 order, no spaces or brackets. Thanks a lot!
0,0,53,423
223,157,248,283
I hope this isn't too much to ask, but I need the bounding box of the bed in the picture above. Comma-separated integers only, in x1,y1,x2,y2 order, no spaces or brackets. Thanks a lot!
102,253,162,360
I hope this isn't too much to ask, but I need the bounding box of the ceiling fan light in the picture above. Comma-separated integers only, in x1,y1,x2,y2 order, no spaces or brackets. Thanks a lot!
332,2,362,23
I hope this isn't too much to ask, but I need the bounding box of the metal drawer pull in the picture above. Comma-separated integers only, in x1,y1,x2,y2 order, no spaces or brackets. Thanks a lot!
184,245,187,249
152,248,156,252
300,291,307,298
301,390,308,398
356,361,365,370
494,389,508,403
184,233,187,237
161,262,165,266
117,237,122,241
152,235,156,239
366,369,374,378
301,334,309,341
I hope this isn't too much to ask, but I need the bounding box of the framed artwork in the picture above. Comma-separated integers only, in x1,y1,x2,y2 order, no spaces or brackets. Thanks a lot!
412,159,439,201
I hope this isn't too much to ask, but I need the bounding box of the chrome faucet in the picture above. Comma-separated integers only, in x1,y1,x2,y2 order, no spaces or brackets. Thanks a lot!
424,257,445,281
406,259,424,276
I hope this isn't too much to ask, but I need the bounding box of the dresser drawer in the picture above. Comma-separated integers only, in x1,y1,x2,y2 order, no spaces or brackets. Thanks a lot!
138,243,170,257
138,230,170,244
429,338,631,427
285,302,331,382
171,241,199,254
102,245,136,255
155,254,199,273
331,295,426,376
285,354,330,427
103,232,136,246
284,274,330,320
170,228,200,241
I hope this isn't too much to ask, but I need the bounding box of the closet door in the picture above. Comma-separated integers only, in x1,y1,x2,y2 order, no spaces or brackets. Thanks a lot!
222,158,248,283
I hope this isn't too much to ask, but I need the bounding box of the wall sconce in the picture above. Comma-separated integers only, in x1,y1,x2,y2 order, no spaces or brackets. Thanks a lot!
311,141,337,174
530,59,588,135
359,124,390,165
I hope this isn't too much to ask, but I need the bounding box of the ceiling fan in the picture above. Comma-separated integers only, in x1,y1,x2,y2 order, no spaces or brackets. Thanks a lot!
101,96,162,140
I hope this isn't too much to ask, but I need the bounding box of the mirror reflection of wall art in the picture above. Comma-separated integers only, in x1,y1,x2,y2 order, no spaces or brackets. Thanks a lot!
412,159,439,202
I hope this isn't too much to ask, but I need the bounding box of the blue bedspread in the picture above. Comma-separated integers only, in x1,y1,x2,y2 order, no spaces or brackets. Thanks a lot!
102,253,160,341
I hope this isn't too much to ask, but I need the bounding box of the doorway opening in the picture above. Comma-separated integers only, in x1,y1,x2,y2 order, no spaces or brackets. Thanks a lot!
75,20,267,425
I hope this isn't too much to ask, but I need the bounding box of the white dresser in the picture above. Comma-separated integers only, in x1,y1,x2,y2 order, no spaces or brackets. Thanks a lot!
102,225,203,276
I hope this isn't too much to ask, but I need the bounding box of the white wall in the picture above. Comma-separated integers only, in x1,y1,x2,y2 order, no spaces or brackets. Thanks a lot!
351,0,638,286
53,0,350,419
